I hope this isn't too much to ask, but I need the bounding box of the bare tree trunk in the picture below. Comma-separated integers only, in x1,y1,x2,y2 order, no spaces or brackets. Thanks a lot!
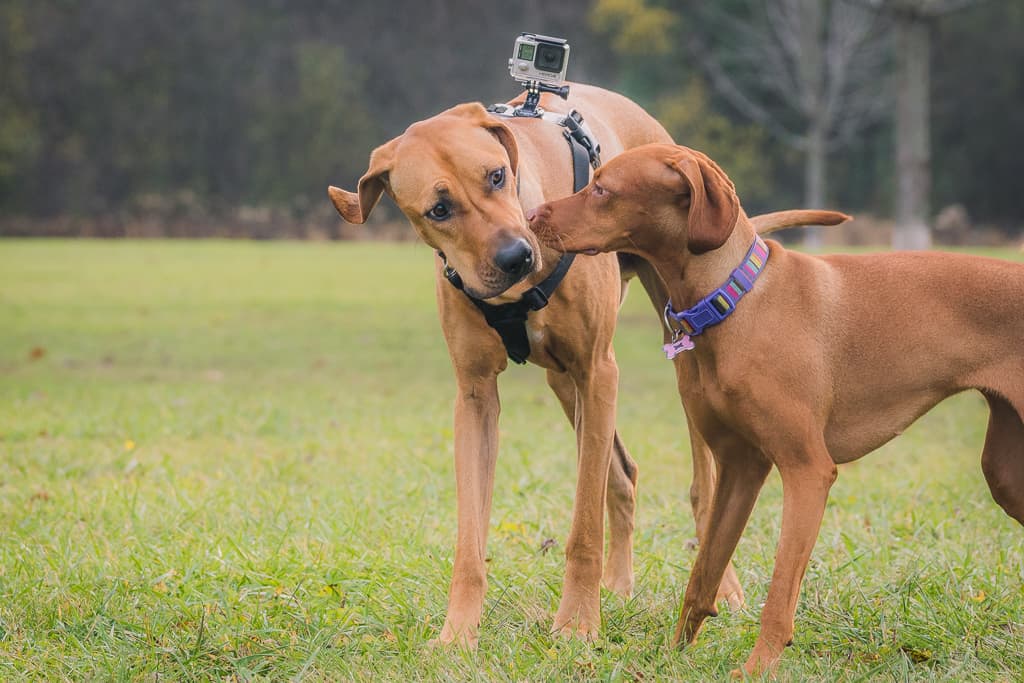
804,118,827,249
799,0,825,249
685,0,890,250
892,12,932,249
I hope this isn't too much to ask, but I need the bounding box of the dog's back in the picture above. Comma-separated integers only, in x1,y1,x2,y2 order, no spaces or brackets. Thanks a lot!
773,248,1024,460
507,82,673,155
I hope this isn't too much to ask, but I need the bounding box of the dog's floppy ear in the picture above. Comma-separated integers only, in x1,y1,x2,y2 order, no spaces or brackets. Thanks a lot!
672,149,740,254
327,136,400,225
484,118,519,177
445,102,520,177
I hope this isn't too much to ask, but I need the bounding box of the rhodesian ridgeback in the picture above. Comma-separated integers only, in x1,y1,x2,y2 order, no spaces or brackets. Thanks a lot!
329,85,843,646
528,142,1024,675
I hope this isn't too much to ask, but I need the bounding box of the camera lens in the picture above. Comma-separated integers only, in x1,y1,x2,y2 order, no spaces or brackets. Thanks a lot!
534,44,564,73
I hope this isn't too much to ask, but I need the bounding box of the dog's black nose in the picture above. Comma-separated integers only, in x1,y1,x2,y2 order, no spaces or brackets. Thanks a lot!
494,238,534,277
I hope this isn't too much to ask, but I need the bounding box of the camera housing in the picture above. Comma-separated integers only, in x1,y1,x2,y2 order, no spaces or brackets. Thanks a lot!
508,33,570,86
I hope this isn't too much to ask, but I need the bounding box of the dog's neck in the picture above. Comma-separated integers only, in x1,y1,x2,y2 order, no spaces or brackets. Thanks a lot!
653,214,759,312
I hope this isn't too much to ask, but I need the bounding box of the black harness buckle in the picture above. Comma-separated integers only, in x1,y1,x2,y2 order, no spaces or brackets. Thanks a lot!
520,287,549,311
561,110,602,169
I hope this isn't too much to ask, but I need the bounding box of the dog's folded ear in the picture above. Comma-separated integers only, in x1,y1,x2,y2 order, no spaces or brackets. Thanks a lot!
328,136,400,225
672,148,740,254
483,118,519,179
444,102,520,178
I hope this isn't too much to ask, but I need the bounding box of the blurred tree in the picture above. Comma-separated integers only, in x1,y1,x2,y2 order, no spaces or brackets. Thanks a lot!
931,1,1024,229
0,1,41,210
245,42,378,210
654,80,773,205
0,0,1020,238
590,0,774,206
590,0,678,55
681,0,892,247
854,0,988,249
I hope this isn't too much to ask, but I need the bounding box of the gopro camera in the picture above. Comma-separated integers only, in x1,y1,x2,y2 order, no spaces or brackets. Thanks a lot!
508,33,570,86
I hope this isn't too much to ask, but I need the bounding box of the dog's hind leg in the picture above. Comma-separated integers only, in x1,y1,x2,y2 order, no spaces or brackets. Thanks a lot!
981,390,1024,525
547,369,637,596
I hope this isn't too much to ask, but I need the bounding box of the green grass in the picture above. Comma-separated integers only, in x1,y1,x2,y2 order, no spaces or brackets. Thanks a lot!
1,239,1022,681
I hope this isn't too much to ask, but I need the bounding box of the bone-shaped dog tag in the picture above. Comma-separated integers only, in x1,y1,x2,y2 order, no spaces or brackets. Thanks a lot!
663,335,695,359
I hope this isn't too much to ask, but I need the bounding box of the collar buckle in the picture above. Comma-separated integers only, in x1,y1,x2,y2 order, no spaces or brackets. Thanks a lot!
663,235,769,346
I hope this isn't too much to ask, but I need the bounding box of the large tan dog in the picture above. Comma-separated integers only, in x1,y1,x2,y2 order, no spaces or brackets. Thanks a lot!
528,142,1024,675
329,85,836,646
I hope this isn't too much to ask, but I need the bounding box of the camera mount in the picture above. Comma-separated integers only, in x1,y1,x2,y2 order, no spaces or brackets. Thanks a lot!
506,33,571,117
514,80,571,117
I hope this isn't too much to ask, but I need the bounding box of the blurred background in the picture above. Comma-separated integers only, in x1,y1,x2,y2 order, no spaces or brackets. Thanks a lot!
1,0,1021,247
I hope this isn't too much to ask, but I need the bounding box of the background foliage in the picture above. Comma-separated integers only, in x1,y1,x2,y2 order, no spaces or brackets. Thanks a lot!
0,0,1022,234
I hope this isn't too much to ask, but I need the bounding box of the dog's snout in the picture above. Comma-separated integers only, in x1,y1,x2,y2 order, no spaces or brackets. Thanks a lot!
494,238,534,277
527,205,549,224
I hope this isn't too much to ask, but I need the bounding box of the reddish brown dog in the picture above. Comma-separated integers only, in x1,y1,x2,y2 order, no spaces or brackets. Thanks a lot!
328,85,833,646
528,142,1024,675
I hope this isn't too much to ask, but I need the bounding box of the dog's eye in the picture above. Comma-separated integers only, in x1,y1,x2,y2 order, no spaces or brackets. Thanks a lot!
427,202,451,221
592,184,606,197
489,168,505,189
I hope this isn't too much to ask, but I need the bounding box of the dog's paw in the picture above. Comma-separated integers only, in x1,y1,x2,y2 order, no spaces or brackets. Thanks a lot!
552,599,601,642
730,662,778,680
717,565,746,610
601,569,634,598
733,642,783,679
428,621,479,650
717,588,745,611
553,619,600,642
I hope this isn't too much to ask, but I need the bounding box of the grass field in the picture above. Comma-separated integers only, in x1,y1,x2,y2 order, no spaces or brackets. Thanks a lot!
1,239,1023,681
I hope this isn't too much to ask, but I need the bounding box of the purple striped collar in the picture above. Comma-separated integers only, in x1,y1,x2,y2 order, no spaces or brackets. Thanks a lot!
662,235,769,359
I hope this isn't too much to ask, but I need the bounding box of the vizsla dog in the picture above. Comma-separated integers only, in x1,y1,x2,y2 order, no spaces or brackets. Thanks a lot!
329,84,840,646
528,142,1024,675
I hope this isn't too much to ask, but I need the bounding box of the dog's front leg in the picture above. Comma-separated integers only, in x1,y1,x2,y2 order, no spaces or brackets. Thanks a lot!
435,372,501,649
738,441,836,677
685,418,745,609
675,440,770,648
552,358,619,639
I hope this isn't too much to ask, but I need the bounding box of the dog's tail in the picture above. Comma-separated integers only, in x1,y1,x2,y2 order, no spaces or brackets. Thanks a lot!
752,210,852,235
